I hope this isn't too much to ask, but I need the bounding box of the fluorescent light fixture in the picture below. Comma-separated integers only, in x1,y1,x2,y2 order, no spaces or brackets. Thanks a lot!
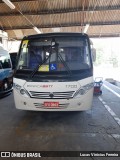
2,0,15,9
33,27,41,34
83,24,90,33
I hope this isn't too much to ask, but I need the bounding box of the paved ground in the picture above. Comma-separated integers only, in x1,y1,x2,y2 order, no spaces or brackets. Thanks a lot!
0,81,120,160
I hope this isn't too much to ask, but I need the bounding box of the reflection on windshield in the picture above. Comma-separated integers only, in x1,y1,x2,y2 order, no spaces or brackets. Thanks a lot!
17,37,91,72
0,56,11,69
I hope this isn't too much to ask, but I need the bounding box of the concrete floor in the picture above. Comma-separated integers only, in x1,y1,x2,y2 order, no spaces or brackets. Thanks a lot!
0,81,120,160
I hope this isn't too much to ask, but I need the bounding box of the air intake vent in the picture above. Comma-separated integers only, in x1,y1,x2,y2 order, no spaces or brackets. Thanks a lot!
29,91,75,99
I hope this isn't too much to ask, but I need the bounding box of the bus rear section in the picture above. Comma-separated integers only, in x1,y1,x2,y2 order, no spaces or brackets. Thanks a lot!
13,33,94,111
0,46,13,97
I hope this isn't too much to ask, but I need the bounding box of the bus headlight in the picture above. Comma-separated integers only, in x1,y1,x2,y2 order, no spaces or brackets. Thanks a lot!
20,89,26,95
73,83,93,97
13,83,21,91
13,83,29,97
78,89,86,95
20,89,29,97
83,83,94,91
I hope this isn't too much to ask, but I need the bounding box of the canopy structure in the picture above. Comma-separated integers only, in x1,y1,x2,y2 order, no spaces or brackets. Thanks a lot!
0,0,120,40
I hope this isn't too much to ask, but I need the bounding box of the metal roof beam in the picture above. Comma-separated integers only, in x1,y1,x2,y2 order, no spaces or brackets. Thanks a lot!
0,5,120,16
0,0,36,3
1,21,120,30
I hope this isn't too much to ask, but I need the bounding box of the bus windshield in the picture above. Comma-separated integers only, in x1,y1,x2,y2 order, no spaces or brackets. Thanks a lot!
17,36,91,74
0,55,12,69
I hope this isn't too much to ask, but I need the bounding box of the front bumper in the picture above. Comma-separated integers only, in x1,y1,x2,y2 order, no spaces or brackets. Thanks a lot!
0,88,13,98
0,76,13,98
13,89,93,111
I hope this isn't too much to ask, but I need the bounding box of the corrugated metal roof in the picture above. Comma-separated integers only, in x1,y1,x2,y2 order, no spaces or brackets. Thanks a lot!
0,0,120,40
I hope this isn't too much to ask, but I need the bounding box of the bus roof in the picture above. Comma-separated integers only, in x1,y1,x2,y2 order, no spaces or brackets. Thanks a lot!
23,32,89,40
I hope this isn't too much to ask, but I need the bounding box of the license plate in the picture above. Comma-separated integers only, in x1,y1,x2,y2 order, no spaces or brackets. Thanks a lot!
44,102,59,108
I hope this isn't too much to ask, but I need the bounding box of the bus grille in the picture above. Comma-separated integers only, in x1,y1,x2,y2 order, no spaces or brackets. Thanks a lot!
29,91,75,99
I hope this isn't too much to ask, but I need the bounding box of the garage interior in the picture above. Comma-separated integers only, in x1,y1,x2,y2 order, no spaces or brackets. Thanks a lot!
0,0,120,159
0,0,120,40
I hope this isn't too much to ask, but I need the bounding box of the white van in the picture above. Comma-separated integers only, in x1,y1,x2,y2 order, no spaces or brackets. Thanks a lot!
0,46,13,97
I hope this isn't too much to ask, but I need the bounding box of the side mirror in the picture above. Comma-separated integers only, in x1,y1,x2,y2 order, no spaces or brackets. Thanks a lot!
91,48,96,62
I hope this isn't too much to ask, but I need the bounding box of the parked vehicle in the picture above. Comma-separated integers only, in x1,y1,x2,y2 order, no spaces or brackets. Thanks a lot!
13,32,95,111
94,77,103,95
0,46,13,97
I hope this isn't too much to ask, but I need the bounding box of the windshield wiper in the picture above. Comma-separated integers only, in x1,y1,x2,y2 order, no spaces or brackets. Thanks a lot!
29,50,52,78
58,53,72,77
29,38,72,78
